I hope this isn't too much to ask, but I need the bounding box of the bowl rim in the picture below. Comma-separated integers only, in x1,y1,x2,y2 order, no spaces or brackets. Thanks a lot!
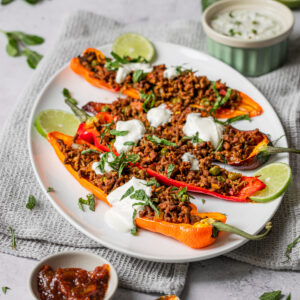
202,0,295,48
28,251,118,300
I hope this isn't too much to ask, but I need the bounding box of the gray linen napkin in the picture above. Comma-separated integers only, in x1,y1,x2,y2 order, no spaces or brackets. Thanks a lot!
0,11,300,296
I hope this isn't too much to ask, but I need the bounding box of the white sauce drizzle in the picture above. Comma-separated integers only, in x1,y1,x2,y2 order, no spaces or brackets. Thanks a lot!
114,119,146,153
115,63,153,84
163,66,178,79
91,152,115,175
211,10,283,41
182,114,223,149
181,152,199,171
105,177,152,232
146,104,173,128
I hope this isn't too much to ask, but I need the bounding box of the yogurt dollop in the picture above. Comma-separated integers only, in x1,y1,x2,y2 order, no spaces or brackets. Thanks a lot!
114,119,146,153
163,66,178,79
147,104,173,128
115,63,153,84
182,114,223,149
105,177,152,232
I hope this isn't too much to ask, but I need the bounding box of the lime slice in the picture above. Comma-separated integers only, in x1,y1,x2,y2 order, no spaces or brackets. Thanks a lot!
112,33,155,62
250,163,291,202
275,0,300,9
34,109,80,138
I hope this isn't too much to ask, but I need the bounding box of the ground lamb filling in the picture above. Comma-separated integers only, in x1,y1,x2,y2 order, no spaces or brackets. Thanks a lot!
82,97,264,169
78,50,242,113
57,139,204,224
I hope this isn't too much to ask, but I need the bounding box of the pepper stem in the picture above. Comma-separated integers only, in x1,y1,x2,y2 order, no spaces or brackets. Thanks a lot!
265,146,300,155
207,219,272,240
65,99,89,123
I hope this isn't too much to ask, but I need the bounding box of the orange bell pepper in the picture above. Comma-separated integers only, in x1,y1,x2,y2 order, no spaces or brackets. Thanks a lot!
47,131,272,248
70,48,263,119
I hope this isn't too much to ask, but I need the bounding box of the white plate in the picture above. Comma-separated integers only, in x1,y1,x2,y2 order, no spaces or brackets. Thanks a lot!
28,42,288,263
28,251,118,300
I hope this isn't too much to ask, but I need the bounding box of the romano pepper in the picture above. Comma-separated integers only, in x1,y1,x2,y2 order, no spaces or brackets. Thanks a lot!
47,131,272,249
70,48,263,119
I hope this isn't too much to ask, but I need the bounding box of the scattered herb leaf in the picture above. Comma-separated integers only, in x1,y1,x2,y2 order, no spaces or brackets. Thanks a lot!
214,140,224,152
202,199,206,205
81,149,102,155
1,286,10,294
147,135,176,147
123,141,135,146
215,114,250,125
167,164,175,178
132,69,147,83
283,235,300,262
26,195,36,210
259,290,282,300
109,129,129,136
62,88,77,105
121,186,134,200
9,226,16,250
144,178,160,187
47,187,54,193
140,90,156,112
131,209,138,235
78,194,95,212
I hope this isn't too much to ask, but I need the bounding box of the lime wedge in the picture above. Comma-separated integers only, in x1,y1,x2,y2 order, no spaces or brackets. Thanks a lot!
34,109,80,138
250,163,291,202
112,33,155,62
275,0,300,9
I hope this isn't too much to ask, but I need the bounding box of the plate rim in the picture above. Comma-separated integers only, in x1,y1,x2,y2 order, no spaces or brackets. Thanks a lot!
27,41,288,263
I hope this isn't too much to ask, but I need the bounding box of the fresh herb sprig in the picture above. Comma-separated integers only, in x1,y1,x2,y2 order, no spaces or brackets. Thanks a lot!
214,114,250,125
109,129,129,136
119,184,159,235
181,132,203,144
105,51,146,71
259,290,282,300
47,187,54,193
2,0,40,4
167,164,175,178
132,69,147,83
283,235,300,262
1,286,10,294
214,140,224,152
0,30,44,68
62,88,77,105
78,194,95,212
147,135,176,147
9,226,16,250
99,121,114,143
140,90,156,112
209,81,232,116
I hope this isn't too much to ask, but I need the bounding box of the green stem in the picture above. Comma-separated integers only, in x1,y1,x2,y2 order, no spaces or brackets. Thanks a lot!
265,146,300,155
208,219,272,240
65,99,89,123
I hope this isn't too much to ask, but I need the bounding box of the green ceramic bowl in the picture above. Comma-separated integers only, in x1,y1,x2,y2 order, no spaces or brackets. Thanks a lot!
202,0,294,76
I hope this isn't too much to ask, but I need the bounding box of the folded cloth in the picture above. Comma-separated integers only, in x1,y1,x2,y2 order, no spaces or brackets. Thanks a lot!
0,11,299,297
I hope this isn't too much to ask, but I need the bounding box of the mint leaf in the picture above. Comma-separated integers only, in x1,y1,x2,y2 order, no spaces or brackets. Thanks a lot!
167,164,175,178
259,290,282,300
26,195,36,210
21,49,43,69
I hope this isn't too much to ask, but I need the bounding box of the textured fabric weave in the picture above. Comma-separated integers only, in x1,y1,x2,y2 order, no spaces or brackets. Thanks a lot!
0,11,299,296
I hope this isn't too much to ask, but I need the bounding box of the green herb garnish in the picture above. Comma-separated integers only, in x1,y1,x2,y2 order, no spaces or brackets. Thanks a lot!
130,209,138,235
147,135,176,147
202,199,206,205
26,195,36,210
210,82,232,116
167,164,175,178
229,12,234,18
123,141,135,146
214,140,224,152
9,226,16,250
105,51,145,71
121,186,134,200
170,186,178,191
62,88,77,105
109,130,129,136
215,114,250,125
259,290,282,300
47,187,54,193
132,69,147,83
78,194,95,212
140,90,156,112
130,190,159,215
81,149,102,155
181,132,203,144
283,235,300,262
252,29,257,34
1,287,10,294
99,121,114,143
107,152,140,177
144,178,160,187
0,30,44,68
